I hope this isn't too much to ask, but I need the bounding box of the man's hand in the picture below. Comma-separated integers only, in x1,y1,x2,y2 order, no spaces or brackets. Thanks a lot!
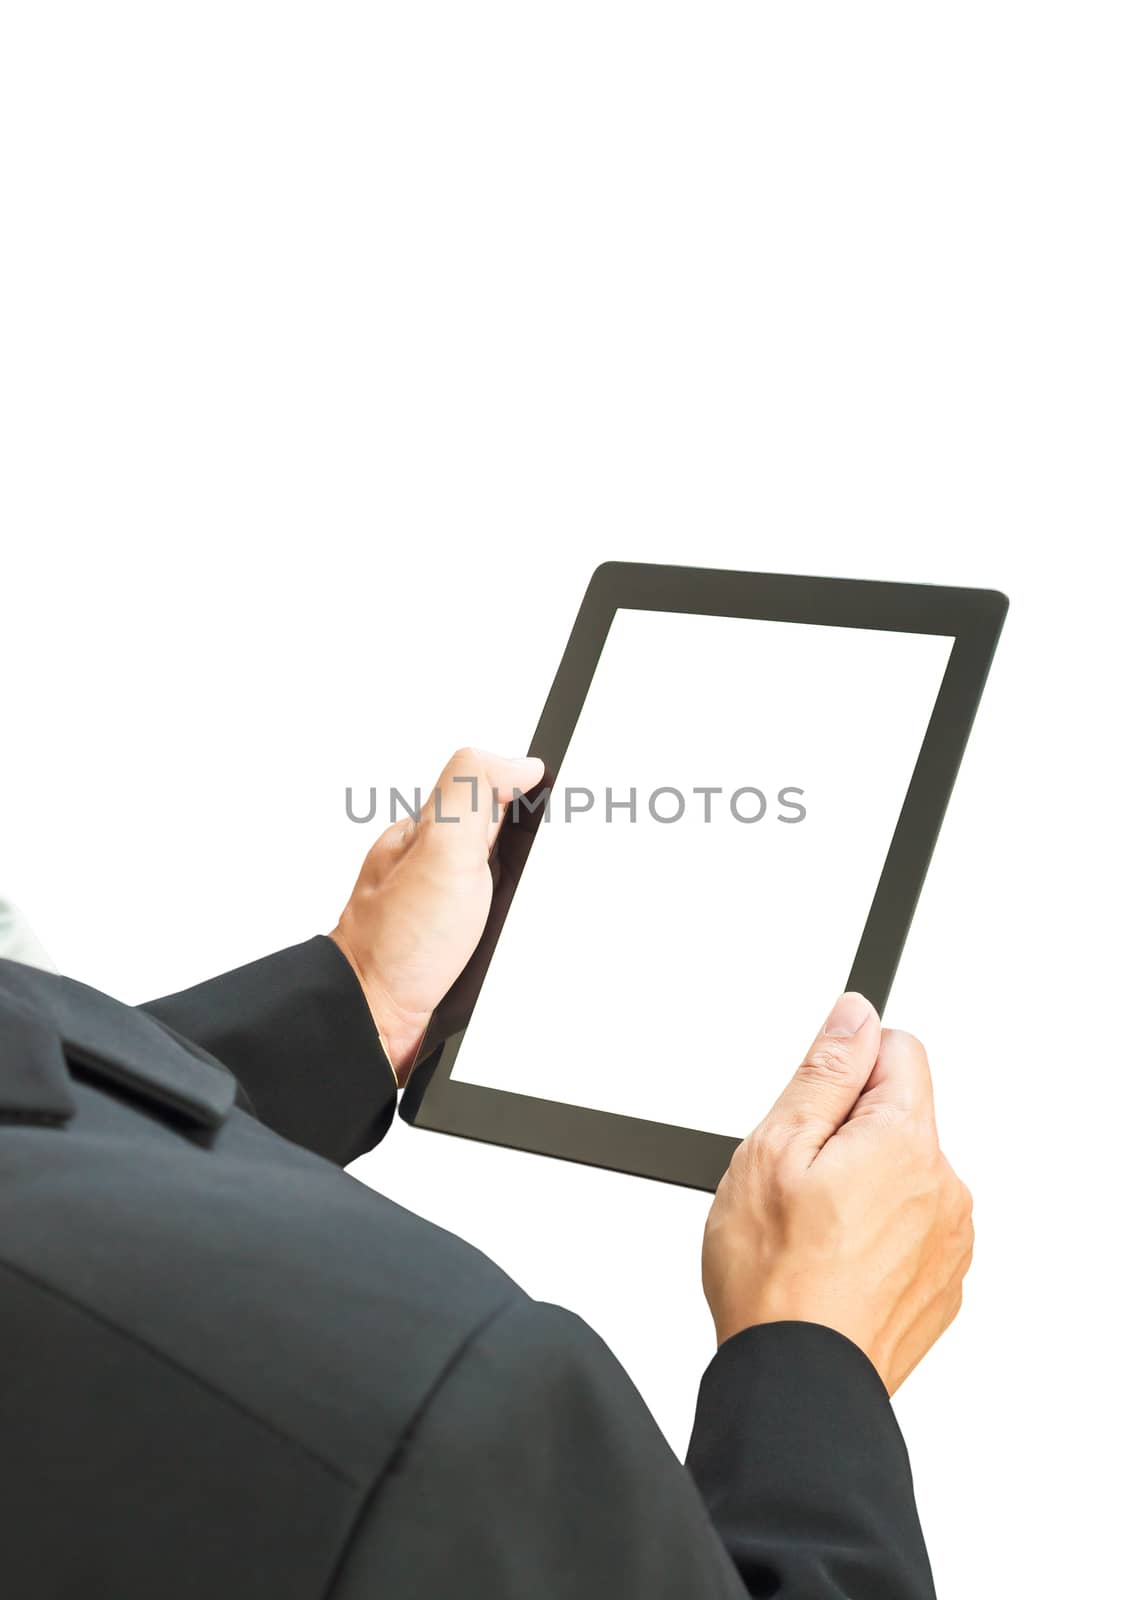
701,991,974,1395
330,747,545,1084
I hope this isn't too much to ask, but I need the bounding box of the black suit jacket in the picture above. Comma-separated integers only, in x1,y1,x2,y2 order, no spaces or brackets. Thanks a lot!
0,939,937,1599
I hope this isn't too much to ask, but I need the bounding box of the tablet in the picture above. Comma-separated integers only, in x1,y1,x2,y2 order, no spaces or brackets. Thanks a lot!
401,563,1007,1190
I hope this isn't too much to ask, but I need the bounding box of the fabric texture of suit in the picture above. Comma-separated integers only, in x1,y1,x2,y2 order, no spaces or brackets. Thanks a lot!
0,938,937,1598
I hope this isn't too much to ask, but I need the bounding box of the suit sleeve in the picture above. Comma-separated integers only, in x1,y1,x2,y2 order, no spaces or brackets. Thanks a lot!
326,1301,936,1600
141,935,397,1166
686,1321,937,1598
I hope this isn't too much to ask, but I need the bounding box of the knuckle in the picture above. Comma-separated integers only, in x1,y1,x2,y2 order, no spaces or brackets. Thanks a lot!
742,1123,776,1168
943,1173,974,1251
881,1027,928,1063
739,1122,793,1186
724,1135,756,1184
861,1100,907,1134
943,1166,972,1212
708,1172,733,1216
904,1107,938,1147
934,1149,957,1181
367,824,408,864
751,1116,798,1162
801,1040,855,1081
883,1107,933,1161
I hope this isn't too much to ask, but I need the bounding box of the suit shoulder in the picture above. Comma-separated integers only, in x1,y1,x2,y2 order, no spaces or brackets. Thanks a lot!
329,1299,747,1600
0,1086,521,1485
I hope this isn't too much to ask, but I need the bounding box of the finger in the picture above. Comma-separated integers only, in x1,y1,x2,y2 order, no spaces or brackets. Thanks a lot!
486,753,547,843
419,747,545,854
758,992,882,1157
372,818,416,856
846,1028,936,1126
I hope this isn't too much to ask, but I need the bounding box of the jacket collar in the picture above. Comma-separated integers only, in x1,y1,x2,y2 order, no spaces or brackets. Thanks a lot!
0,959,236,1131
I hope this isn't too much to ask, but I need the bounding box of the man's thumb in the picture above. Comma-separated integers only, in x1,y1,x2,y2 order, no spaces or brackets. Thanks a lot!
762,992,882,1156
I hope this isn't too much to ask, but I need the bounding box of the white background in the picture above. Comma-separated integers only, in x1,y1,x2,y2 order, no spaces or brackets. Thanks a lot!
1,7,1139,1596
453,609,955,1136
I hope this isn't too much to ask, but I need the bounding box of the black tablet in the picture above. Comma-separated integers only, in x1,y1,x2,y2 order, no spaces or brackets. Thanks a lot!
401,563,1007,1191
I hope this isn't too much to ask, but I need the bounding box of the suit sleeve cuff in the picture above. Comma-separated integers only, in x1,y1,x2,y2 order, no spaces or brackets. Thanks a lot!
686,1321,934,1595
143,935,397,1167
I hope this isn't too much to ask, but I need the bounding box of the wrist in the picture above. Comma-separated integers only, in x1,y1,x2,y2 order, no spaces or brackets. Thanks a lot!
327,926,428,1087
709,1282,873,1358
373,1012,429,1084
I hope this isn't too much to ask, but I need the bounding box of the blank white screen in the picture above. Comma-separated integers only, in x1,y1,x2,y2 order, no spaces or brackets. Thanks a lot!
453,609,954,1139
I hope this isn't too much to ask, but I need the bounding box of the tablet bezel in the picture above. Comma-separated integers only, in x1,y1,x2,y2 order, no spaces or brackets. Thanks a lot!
400,563,1007,1191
